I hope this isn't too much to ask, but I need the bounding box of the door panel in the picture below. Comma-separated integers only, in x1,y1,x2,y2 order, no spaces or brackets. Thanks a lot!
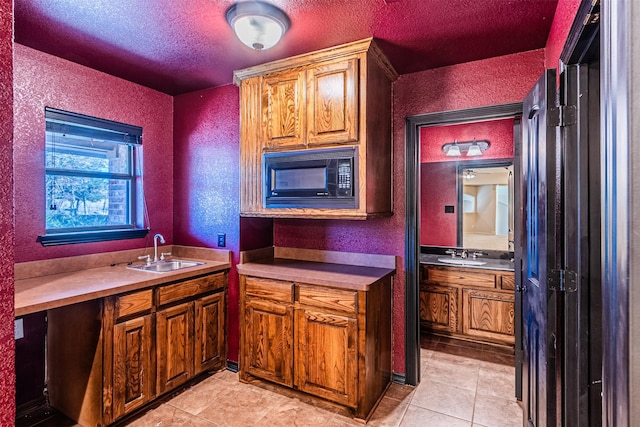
561,61,602,426
306,58,358,145
195,292,225,374
113,315,153,419
294,309,358,408
244,299,294,386
156,302,194,394
520,69,560,427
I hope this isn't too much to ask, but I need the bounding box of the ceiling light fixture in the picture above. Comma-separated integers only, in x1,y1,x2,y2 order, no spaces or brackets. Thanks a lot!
226,1,290,51
441,139,490,157
463,169,476,180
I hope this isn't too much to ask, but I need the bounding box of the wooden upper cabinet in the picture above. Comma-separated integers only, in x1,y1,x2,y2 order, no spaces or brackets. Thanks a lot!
234,38,397,219
263,68,306,149
306,58,358,146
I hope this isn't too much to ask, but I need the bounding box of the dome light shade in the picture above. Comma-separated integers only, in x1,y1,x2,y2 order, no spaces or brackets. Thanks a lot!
226,2,290,50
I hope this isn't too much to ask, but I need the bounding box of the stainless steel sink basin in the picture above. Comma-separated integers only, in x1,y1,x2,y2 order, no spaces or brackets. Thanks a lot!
437,258,487,266
128,259,204,273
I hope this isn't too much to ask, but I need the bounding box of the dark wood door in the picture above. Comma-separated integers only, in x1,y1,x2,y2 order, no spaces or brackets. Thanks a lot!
560,60,602,426
520,69,560,427
156,302,194,394
195,292,226,374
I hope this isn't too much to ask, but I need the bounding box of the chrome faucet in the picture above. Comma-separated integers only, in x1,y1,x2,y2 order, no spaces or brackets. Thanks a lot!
153,233,165,262
460,249,468,259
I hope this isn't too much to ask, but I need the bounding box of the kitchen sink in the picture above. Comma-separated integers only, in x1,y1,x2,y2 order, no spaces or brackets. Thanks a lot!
128,259,204,273
437,258,487,266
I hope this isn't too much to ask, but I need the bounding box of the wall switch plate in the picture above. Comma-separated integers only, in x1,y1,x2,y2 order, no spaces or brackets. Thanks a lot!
217,233,226,247
15,318,24,340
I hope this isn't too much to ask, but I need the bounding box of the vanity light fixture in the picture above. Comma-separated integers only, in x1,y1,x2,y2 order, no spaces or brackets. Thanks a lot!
226,1,290,51
445,140,462,157
442,139,490,157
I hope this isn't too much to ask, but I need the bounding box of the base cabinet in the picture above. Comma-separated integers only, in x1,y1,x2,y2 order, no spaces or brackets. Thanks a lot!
240,274,391,421
156,302,194,394
420,265,515,346
47,271,227,427
244,299,294,386
112,314,153,420
294,308,358,407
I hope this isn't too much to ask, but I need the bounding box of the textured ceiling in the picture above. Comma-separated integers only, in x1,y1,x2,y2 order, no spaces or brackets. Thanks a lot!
14,0,559,95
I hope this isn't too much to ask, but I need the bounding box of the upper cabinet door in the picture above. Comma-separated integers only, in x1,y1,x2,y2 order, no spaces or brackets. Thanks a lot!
262,69,306,149
306,58,359,146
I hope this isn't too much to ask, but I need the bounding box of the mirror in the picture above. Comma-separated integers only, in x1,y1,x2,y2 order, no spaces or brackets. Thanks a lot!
458,163,514,251
419,117,515,252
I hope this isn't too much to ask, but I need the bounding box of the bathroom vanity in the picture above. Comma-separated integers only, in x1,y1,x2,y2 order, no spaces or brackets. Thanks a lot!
420,252,515,346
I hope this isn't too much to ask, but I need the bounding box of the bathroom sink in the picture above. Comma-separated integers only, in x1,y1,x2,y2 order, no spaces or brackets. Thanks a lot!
437,258,487,266
128,259,204,273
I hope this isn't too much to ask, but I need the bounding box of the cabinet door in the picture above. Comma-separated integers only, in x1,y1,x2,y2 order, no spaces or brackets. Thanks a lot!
294,309,358,408
419,284,459,333
263,69,306,149
156,302,194,394
306,58,358,146
195,292,225,374
463,289,515,344
113,314,153,420
244,299,294,386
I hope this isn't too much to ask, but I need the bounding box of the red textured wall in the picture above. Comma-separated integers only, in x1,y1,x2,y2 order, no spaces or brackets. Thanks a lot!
275,48,545,374
420,162,457,246
0,0,14,422
420,118,515,163
13,44,174,262
545,0,582,70
173,84,245,363
420,119,515,246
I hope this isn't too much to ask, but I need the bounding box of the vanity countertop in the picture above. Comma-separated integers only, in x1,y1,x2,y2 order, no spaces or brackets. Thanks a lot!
420,253,514,272
15,246,231,317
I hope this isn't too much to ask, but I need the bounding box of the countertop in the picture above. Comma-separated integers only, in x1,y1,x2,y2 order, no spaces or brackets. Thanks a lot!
237,258,395,291
15,248,230,317
420,253,514,272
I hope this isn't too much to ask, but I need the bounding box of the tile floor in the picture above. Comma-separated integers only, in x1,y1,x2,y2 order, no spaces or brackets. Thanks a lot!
126,335,522,427
21,335,523,426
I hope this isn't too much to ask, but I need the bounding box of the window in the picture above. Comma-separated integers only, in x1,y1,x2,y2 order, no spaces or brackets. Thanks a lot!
37,108,148,246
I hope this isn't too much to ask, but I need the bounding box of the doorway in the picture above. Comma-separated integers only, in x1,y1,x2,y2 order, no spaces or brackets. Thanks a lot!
404,103,523,387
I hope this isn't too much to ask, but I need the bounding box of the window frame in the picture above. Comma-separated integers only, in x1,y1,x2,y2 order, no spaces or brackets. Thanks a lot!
37,108,149,246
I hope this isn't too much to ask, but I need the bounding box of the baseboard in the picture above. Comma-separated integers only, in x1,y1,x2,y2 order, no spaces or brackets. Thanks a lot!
392,372,406,385
226,360,239,373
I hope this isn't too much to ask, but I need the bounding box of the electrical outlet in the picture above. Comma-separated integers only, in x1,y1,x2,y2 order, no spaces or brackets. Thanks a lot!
217,233,226,247
15,318,24,340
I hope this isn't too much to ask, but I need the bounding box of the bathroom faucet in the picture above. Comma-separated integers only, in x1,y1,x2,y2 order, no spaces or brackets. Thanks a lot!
460,249,468,259
153,233,165,262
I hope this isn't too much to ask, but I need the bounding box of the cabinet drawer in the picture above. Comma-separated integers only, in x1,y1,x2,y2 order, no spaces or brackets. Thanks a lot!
158,273,226,306
115,289,153,319
245,277,294,303
297,285,357,314
426,267,496,289
499,274,515,290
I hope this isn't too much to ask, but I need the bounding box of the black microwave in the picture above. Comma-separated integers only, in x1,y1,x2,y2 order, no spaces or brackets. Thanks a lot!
263,147,358,209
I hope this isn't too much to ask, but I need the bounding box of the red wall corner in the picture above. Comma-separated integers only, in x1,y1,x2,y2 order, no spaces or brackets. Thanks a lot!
0,0,15,422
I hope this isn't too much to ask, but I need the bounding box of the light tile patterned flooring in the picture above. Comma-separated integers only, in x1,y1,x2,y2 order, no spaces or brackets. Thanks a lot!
125,335,522,427
25,335,522,426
